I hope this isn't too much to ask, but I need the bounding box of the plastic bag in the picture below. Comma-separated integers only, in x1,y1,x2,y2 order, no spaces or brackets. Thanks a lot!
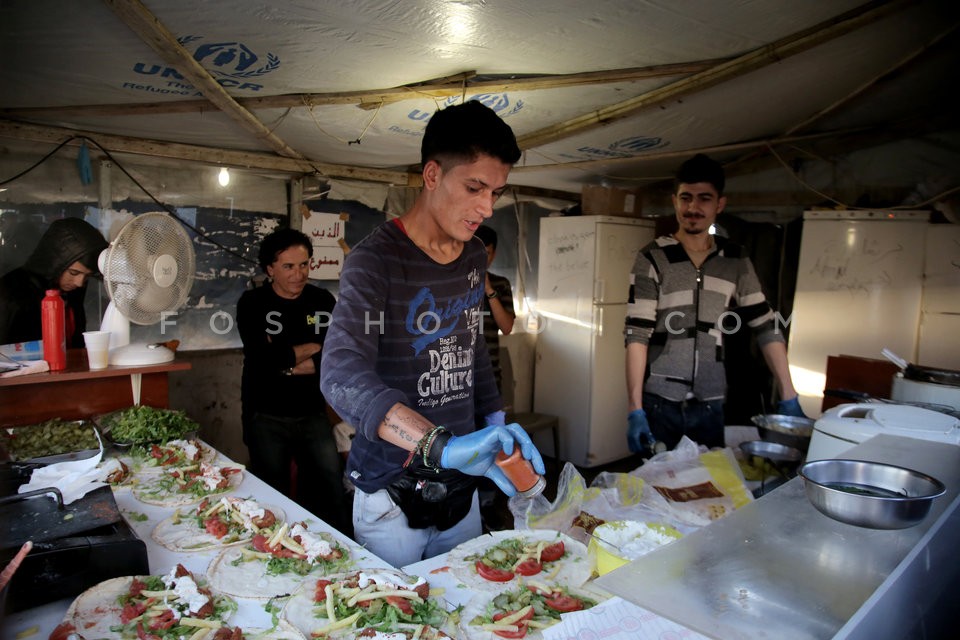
631,436,753,526
509,436,753,542
509,461,688,547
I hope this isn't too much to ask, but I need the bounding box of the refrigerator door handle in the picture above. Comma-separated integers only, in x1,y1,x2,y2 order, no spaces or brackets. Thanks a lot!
595,305,603,337
594,278,605,304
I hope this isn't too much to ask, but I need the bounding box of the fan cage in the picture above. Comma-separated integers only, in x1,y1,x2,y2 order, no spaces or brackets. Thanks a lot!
103,212,196,326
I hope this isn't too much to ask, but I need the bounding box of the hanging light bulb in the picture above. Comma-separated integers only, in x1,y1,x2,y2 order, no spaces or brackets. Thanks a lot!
218,167,230,187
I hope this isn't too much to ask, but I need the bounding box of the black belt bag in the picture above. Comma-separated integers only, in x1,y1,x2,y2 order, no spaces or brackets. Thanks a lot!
386,466,478,531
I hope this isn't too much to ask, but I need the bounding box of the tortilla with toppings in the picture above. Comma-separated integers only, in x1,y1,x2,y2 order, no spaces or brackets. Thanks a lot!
447,529,590,592
459,580,606,640
202,619,307,640
125,438,219,475
152,496,285,552
280,568,453,639
53,564,237,640
132,461,244,507
206,521,353,600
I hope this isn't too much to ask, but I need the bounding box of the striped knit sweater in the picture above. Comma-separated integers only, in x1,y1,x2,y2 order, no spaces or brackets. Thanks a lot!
624,235,785,402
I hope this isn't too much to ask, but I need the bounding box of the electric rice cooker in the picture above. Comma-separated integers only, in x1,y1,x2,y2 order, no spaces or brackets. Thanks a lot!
806,403,960,462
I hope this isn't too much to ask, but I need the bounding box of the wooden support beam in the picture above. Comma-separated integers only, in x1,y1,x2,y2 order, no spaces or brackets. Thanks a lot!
0,119,414,185
0,60,723,119
102,0,304,160
515,0,912,150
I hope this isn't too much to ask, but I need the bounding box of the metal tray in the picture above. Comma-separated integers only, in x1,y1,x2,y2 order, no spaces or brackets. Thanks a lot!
1,420,102,464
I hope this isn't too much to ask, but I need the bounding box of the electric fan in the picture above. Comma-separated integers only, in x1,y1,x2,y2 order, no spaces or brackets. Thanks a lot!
99,212,196,365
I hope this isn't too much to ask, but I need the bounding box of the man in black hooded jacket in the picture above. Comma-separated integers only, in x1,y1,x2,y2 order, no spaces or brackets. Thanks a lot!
0,217,107,347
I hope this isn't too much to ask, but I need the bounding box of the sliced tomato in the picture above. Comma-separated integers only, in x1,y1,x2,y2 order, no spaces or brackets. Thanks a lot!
491,613,530,639
204,517,229,538
544,594,584,612
386,595,415,615
251,534,270,552
314,579,332,602
492,625,528,639
193,599,215,618
514,558,542,576
475,559,514,582
49,622,77,640
539,541,565,562
136,621,161,640
148,609,176,630
129,577,148,597
120,601,148,623
493,609,534,623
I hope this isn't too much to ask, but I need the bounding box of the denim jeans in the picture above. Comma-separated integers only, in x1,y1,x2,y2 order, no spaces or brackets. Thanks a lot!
244,411,348,533
352,486,482,568
643,392,725,450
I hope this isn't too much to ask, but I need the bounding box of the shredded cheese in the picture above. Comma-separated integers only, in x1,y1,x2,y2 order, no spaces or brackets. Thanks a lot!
179,618,222,629
267,523,288,548
325,583,336,622
352,589,423,603
310,610,362,635
497,605,533,626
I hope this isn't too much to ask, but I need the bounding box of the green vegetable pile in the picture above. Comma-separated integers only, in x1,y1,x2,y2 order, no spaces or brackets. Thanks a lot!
3,418,100,460
101,405,198,445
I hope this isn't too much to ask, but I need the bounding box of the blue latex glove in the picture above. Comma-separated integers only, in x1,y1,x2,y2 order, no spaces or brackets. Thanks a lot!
627,408,655,453
440,423,546,496
484,410,506,427
777,396,808,418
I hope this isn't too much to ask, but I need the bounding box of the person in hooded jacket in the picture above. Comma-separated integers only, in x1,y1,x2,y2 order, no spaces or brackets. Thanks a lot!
0,217,108,347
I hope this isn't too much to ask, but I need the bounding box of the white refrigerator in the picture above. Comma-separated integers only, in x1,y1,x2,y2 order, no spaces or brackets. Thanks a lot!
533,215,656,467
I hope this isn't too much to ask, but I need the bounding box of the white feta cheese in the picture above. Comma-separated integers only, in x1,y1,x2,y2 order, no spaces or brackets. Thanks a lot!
289,523,333,563
357,570,425,591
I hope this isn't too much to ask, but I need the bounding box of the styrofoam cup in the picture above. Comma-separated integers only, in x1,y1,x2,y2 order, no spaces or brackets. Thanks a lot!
83,330,111,370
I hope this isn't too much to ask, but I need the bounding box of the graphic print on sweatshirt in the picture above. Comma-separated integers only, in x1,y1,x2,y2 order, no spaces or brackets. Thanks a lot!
411,267,484,411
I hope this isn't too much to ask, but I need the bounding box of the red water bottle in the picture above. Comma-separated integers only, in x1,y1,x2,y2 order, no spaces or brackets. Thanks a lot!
41,289,67,371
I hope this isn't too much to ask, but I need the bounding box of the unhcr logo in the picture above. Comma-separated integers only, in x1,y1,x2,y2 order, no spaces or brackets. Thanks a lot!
559,135,669,161
407,94,524,123
128,35,280,93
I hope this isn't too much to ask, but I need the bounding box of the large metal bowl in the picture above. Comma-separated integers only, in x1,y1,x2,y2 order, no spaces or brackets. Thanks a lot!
798,459,946,529
751,414,814,451
740,440,803,463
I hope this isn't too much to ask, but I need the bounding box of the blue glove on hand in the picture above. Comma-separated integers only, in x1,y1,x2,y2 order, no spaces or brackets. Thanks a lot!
484,410,506,427
777,396,808,418
440,423,546,496
627,408,655,453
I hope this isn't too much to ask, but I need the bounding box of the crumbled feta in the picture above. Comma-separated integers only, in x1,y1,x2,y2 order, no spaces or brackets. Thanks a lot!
196,462,225,490
358,570,425,591
161,570,209,614
167,439,200,460
225,497,265,530
289,523,333,563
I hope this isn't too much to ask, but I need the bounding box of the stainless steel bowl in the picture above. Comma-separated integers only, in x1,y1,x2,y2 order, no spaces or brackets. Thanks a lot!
798,459,946,529
751,414,814,451
740,440,803,463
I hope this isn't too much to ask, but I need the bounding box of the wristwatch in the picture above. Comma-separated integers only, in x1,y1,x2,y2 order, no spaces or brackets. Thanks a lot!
282,367,294,376
486,290,498,299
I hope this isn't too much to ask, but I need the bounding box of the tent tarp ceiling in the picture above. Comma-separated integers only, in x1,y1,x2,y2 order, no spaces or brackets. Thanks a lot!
1,0,957,200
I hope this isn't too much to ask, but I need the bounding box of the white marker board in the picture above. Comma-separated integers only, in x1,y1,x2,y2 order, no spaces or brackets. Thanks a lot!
787,210,928,416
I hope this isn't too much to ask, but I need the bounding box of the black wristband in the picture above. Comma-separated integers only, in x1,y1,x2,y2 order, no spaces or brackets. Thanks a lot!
426,430,453,470
486,290,498,299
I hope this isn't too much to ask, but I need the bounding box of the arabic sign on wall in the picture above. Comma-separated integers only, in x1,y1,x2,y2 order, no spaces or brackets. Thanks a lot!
303,211,345,280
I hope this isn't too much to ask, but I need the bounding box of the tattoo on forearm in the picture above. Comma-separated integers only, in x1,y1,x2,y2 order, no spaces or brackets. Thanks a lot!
384,407,428,445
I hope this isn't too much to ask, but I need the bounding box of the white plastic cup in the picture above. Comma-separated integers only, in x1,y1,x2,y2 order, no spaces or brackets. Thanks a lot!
82,330,111,370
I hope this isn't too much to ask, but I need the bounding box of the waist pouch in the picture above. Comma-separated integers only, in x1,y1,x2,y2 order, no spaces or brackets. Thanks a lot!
386,466,478,531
